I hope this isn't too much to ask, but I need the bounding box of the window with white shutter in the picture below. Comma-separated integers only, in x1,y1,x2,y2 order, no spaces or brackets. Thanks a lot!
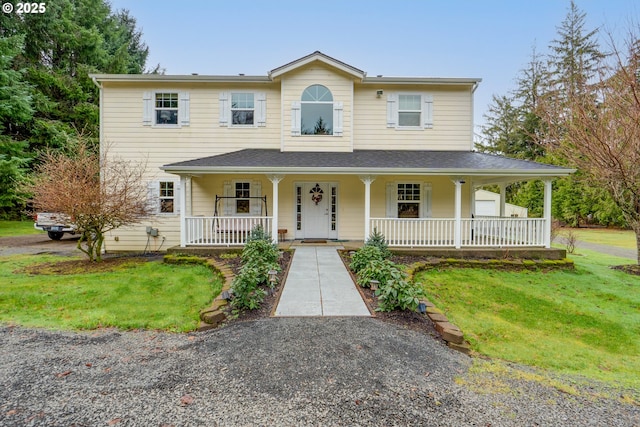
142,91,189,127
292,85,343,137
386,93,434,130
219,92,267,127
385,182,431,218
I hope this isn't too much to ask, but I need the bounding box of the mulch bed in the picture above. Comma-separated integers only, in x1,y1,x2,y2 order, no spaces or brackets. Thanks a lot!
212,248,442,338
17,254,163,275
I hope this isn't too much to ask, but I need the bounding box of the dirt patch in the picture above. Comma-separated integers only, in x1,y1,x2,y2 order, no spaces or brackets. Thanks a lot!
17,255,162,275
611,264,640,276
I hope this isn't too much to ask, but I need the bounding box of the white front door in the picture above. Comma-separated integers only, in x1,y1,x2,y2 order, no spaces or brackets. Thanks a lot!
295,182,338,240
302,183,330,238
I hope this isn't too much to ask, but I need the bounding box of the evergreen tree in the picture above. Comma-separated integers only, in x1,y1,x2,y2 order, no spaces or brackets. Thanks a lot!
0,0,154,216
0,35,33,217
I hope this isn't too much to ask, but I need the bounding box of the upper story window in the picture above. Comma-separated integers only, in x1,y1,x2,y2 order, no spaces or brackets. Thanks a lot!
387,93,433,129
291,85,343,136
219,92,266,127
301,85,333,135
143,91,190,127
155,93,178,125
398,95,421,127
231,93,254,126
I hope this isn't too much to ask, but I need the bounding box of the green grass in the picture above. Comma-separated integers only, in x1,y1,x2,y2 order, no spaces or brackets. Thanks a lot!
0,220,44,237
0,254,222,332
415,249,640,390
559,227,637,250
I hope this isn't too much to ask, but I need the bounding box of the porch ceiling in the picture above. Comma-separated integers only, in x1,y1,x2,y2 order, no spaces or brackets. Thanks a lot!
161,149,574,179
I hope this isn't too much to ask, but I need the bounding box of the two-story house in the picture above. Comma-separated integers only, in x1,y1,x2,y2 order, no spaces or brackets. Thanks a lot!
91,51,572,252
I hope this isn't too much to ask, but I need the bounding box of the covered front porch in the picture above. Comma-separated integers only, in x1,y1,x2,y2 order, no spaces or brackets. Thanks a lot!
161,149,573,250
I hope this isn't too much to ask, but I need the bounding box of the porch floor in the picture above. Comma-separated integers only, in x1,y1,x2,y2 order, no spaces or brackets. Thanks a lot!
274,245,371,317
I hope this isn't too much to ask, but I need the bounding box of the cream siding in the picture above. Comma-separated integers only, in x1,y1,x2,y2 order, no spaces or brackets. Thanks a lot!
98,59,479,250
353,84,474,151
101,82,282,177
280,64,354,152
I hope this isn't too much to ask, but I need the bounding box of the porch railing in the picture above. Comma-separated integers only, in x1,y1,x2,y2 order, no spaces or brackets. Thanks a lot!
370,217,546,247
463,217,545,247
371,218,456,247
185,216,272,246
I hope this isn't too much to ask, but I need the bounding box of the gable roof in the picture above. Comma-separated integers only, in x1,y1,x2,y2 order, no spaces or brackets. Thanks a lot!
269,51,366,80
161,149,573,178
90,51,481,87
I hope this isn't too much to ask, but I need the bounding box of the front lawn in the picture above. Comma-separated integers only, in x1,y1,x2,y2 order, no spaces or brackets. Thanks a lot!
415,249,640,390
0,255,222,332
0,220,43,237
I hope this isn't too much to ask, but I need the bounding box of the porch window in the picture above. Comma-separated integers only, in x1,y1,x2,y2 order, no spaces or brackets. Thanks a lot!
235,182,251,214
386,182,432,218
221,180,263,216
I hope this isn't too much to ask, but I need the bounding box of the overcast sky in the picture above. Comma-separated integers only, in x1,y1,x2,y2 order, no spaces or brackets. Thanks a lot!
109,0,639,135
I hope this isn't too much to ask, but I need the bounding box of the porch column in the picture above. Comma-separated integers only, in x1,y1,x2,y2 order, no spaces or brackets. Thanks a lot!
180,175,188,247
453,179,464,249
499,184,506,217
359,175,376,240
543,179,552,248
268,175,284,244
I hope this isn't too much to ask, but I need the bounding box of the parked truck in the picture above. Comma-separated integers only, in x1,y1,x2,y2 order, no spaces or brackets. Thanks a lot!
34,213,77,240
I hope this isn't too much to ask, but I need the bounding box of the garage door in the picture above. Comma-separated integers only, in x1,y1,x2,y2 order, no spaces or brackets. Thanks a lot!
475,200,496,216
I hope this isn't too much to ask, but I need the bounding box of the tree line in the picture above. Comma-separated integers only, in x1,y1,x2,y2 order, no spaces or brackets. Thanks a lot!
0,0,157,219
477,1,631,229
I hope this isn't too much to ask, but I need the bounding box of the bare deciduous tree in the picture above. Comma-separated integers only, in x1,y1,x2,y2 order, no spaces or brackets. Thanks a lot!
27,140,150,261
539,30,640,266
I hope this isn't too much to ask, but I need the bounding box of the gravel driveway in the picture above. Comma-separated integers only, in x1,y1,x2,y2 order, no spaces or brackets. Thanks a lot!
1,236,638,426
1,320,638,427
0,233,80,257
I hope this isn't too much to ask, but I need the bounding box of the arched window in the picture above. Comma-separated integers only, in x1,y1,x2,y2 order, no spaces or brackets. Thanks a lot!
301,85,333,135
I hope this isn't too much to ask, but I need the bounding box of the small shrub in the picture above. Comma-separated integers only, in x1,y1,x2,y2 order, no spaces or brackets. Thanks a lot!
230,225,280,310
230,266,266,310
350,245,383,273
564,229,577,254
246,224,271,243
356,258,403,288
376,275,424,312
365,229,392,259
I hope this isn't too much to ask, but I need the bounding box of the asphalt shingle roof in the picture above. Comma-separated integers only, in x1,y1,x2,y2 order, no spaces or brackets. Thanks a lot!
162,149,571,175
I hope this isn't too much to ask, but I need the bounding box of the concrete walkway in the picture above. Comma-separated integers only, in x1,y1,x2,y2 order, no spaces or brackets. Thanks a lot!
275,246,370,317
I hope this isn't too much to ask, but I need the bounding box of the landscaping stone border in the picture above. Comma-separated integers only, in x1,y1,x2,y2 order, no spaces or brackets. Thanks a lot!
405,258,574,281
163,254,234,332
196,259,234,332
419,300,471,355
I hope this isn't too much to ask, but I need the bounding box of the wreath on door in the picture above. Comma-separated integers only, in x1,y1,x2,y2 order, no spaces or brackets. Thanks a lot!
310,183,324,205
